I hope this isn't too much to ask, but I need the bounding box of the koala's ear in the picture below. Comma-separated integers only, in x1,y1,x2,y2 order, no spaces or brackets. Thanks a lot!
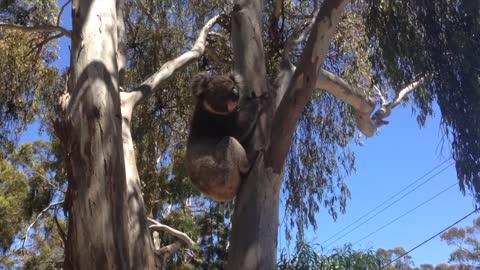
192,72,209,97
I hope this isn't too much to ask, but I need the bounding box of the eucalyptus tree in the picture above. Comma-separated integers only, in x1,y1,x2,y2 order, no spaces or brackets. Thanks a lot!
0,0,478,270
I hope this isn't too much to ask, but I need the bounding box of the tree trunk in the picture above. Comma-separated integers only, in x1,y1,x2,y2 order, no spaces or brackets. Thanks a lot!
227,1,348,269
121,98,158,269
227,155,282,270
227,0,281,269
63,0,130,269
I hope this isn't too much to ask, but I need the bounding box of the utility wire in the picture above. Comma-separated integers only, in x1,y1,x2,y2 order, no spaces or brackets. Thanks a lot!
324,161,453,248
353,182,457,245
382,208,479,269
322,158,452,246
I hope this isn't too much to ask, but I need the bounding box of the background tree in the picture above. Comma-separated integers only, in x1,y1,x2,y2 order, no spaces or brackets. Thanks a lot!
277,243,381,269
440,217,480,268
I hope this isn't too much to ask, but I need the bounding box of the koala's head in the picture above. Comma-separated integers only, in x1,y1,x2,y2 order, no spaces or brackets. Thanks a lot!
192,72,243,115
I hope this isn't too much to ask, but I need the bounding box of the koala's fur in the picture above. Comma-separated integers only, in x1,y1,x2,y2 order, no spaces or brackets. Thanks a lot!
186,72,259,201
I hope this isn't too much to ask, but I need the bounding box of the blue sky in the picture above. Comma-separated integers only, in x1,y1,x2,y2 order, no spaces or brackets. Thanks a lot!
19,1,478,267
277,102,477,266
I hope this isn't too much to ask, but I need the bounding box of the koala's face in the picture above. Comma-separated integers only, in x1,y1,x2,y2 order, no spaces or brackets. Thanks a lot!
192,73,242,115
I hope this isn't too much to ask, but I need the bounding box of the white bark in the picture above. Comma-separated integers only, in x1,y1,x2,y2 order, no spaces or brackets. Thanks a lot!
316,73,424,137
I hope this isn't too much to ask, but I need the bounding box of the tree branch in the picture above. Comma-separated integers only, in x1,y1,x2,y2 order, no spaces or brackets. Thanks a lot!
267,0,349,173
317,71,424,136
22,200,64,250
0,23,72,38
147,218,195,247
122,14,221,108
57,0,72,27
316,69,376,136
371,78,425,127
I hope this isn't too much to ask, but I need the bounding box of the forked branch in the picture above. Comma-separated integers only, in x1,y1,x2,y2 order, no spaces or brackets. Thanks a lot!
370,78,425,127
147,217,195,247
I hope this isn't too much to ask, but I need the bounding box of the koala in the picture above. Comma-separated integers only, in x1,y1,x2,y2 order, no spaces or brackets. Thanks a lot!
186,72,259,201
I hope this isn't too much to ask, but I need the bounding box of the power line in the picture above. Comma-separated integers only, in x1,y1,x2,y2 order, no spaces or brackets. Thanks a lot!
321,158,452,246
353,182,457,245
382,208,479,269
323,160,453,248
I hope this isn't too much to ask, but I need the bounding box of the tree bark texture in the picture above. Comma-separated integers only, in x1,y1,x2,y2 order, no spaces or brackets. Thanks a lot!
63,0,130,269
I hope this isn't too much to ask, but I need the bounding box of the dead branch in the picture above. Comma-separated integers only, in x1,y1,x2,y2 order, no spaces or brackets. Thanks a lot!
122,14,222,109
147,217,195,247
0,23,72,38
22,200,64,251
371,78,425,128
